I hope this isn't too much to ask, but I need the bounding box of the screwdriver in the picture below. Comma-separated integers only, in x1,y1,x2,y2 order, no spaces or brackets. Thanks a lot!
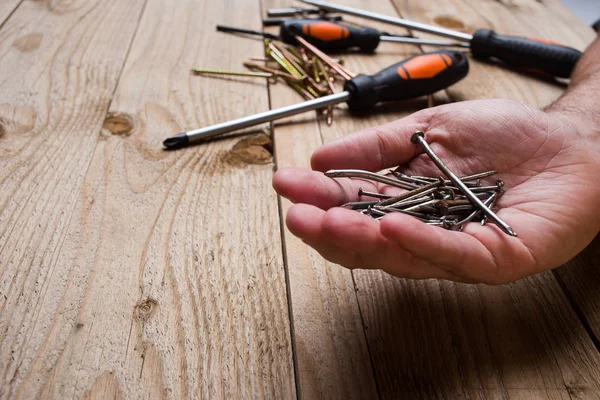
279,19,469,52
301,0,582,78
217,21,468,53
163,50,469,148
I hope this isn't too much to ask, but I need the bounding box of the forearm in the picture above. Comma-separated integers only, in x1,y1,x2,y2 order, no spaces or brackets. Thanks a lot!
546,33,600,132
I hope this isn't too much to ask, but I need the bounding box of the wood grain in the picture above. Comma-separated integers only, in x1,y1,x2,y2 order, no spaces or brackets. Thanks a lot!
0,0,22,28
0,0,148,397
1,0,295,398
555,235,600,346
262,0,380,397
66,0,295,397
1,0,598,398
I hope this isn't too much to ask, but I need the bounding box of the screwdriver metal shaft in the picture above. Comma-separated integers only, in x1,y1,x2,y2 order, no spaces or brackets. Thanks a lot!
380,36,470,48
301,0,473,42
163,91,350,148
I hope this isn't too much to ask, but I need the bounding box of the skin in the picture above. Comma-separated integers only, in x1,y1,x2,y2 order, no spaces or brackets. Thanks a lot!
272,33,600,284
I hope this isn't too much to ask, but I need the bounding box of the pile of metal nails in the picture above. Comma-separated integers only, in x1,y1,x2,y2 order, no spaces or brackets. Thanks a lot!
326,131,517,236
192,34,354,126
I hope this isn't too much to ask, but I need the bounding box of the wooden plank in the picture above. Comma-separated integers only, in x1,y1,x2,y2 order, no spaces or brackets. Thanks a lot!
0,0,22,28
0,0,148,397
353,266,600,399
0,0,296,398
261,0,380,397
290,0,600,397
555,235,600,344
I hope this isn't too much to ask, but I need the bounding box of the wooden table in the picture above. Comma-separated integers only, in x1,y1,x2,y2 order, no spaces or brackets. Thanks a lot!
0,0,598,398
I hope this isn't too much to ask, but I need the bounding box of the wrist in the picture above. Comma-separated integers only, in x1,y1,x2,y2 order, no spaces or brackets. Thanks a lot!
548,109,600,143
545,70,600,141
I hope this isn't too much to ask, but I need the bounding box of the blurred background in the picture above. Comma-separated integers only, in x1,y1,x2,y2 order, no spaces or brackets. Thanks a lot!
562,0,598,27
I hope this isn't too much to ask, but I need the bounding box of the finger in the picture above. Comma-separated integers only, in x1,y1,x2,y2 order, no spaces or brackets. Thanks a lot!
286,204,369,267
273,167,400,209
287,204,475,282
317,207,468,280
311,111,432,172
379,213,506,283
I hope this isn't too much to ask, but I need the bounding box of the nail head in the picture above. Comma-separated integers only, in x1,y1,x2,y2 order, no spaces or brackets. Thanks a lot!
411,131,425,144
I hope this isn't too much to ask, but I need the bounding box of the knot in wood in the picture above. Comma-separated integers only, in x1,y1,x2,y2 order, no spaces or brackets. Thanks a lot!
103,112,134,136
12,33,43,53
135,298,158,320
222,134,273,167
433,15,466,31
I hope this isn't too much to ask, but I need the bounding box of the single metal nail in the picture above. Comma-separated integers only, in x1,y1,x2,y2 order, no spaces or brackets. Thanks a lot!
368,208,387,217
299,47,310,64
411,175,484,187
378,180,442,206
459,171,498,181
443,199,472,207
243,62,302,82
383,195,434,209
325,169,419,190
447,205,476,213
403,198,443,212
444,185,502,193
315,58,336,94
390,171,432,185
283,45,304,65
411,131,516,237
427,94,434,108
373,206,436,222
341,201,379,210
286,80,316,100
250,56,270,62
358,188,391,199
192,68,273,78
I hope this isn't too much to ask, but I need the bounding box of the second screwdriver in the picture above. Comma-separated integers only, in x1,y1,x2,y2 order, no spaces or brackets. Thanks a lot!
217,20,467,53
279,19,469,51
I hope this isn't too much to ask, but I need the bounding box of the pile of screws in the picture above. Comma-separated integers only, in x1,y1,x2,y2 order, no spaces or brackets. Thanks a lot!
326,131,517,236
193,35,354,126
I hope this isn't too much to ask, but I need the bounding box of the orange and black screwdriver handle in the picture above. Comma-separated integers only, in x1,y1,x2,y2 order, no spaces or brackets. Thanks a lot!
344,50,469,111
470,30,581,78
280,19,382,52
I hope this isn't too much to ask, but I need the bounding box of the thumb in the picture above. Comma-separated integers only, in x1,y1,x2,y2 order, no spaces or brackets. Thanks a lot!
310,108,434,173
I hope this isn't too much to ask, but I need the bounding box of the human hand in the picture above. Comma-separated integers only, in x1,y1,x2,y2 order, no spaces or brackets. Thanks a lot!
272,99,600,284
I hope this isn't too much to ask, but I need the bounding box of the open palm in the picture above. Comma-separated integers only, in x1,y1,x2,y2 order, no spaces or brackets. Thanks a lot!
273,99,600,283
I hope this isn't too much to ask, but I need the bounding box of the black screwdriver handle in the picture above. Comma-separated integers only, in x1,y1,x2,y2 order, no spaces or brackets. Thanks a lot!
280,19,381,52
344,50,469,111
470,29,581,78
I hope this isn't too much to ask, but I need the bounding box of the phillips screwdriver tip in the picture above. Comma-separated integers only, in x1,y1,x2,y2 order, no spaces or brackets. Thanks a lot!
163,133,189,149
